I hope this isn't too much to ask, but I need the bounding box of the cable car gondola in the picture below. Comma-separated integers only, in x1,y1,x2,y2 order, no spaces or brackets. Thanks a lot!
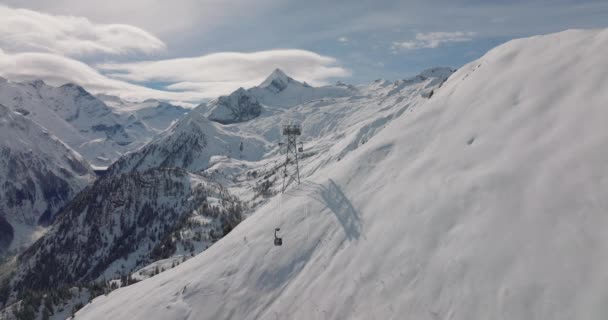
274,228,282,246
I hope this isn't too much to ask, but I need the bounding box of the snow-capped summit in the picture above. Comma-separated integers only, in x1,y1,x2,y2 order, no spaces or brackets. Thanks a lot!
259,68,302,93
206,69,356,124
249,68,353,107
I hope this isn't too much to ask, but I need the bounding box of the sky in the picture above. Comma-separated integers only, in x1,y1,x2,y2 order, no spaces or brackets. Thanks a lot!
1,0,607,105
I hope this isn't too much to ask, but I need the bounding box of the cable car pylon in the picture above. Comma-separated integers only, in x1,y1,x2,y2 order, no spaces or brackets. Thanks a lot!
274,123,304,246
280,123,302,193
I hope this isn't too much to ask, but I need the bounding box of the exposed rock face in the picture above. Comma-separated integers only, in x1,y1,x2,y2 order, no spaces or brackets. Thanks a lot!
0,216,13,255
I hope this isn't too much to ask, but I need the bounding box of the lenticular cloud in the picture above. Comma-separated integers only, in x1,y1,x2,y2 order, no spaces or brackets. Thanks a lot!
0,5,166,56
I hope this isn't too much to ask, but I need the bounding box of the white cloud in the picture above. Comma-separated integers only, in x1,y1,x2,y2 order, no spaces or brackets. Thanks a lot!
0,5,349,105
0,49,349,104
392,31,476,51
0,5,166,56
0,50,205,103
338,37,349,43
1,0,281,38
98,49,350,88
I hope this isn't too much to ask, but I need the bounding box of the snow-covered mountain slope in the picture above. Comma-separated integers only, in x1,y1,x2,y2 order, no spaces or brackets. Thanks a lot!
207,88,263,124
98,95,189,132
0,79,131,166
206,68,355,124
108,108,268,174
12,168,244,293
0,104,95,256
0,80,185,167
76,29,608,320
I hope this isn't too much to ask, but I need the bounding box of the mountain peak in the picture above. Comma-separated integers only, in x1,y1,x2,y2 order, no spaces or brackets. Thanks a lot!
268,68,289,80
59,83,90,96
27,79,47,88
259,68,296,92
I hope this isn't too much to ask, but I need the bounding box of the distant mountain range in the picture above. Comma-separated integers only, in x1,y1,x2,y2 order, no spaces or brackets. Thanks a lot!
0,78,188,167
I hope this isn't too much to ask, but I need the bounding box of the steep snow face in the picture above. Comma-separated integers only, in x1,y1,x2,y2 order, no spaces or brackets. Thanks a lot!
77,29,608,320
0,104,94,256
206,69,355,124
108,108,268,174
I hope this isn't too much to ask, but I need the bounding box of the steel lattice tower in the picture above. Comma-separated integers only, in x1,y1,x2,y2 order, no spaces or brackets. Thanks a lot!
280,124,302,192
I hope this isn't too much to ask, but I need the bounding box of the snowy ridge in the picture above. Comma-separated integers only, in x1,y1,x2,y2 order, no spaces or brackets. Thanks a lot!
76,29,608,320
108,107,268,174
0,104,95,256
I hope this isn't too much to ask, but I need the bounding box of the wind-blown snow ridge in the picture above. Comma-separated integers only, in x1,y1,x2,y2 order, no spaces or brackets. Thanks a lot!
76,28,608,320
